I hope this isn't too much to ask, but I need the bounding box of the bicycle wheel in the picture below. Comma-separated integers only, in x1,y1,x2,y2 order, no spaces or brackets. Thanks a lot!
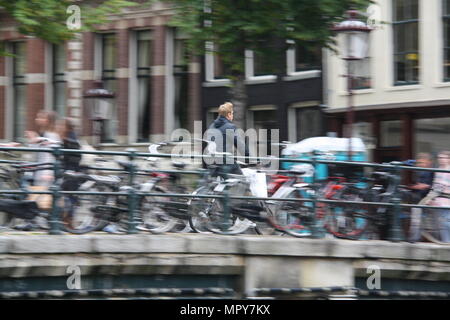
266,190,317,238
170,220,193,233
188,186,253,235
253,221,282,235
0,211,13,233
188,186,214,233
140,186,179,234
62,185,109,234
240,201,279,235
323,191,369,240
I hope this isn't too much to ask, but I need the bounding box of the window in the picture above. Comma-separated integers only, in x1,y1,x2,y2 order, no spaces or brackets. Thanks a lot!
247,106,278,156
415,117,450,156
393,0,419,85
245,48,276,79
136,30,152,142
213,50,230,79
295,107,323,142
443,0,450,81
204,42,232,82
253,49,274,76
12,42,26,141
286,41,322,79
293,42,321,72
174,30,189,129
52,44,66,117
380,120,403,147
101,33,117,143
252,109,278,132
288,102,323,143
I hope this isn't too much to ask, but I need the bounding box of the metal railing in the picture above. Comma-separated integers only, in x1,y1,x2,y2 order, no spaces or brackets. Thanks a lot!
1,146,450,240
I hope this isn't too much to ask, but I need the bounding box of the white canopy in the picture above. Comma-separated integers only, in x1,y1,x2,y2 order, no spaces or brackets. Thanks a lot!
282,137,366,156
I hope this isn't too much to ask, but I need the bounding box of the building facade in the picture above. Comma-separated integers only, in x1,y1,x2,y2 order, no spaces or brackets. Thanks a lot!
0,2,326,150
201,45,324,144
325,0,450,163
0,2,202,147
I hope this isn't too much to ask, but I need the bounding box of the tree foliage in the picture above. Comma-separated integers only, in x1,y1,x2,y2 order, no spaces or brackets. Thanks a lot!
0,0,140,45
164,0,373,78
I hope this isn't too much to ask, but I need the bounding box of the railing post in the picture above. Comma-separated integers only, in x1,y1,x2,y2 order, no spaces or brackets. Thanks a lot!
310,150,320,238
126,149,138,234
389,162,403,242
49,146,63,235
220,154,232,232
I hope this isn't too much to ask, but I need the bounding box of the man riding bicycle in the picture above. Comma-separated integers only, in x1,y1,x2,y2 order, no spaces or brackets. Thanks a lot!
206,102,249,177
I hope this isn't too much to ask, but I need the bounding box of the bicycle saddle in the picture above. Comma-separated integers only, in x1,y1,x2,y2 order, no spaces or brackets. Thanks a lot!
63,171,88,180
288,169,306,176
372,172,390,178
293,183,309,188
116,160,134,171
172,161,187,169
88,174,121,184
224,178,241,185
11,162,53,169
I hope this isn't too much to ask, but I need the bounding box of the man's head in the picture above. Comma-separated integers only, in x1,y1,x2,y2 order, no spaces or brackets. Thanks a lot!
416,152,433,168
218,102,234,121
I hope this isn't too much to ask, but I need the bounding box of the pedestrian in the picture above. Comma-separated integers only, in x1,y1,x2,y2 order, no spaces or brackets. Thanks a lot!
408,153,435,242
429,151,450,242
25,110,61,186
206,102,249,177
56,118,82,172
14,110,61,231
408,153,434,203
56,118,82,229
410,151,450,243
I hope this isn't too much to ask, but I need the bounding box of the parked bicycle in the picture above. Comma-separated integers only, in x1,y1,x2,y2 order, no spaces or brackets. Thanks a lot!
188,151,316,237
322,164,415,241
0,160,55,232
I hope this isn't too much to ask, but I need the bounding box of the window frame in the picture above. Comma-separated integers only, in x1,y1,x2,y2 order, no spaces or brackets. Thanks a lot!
443,0,450,81
285,40,322,81
204,42,232,85
392,0,420,86
287,102,323,143
99,32,117,143
101,33,117,82
52,43,67,117
11,41,26,141
135,29,152,142
245,49,277,82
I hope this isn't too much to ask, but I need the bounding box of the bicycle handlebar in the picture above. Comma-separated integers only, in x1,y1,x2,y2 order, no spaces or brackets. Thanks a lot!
0,150,19,158
11,162,54,169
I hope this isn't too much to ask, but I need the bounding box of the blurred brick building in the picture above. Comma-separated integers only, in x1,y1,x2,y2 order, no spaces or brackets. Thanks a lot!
0,1,324,148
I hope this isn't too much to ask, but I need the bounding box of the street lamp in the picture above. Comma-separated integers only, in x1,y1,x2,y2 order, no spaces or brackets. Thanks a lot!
83,81,115,147
332,10,373,160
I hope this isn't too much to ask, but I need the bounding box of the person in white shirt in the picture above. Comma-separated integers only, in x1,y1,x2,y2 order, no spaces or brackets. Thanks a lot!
25,110,61,187
430,151,450,242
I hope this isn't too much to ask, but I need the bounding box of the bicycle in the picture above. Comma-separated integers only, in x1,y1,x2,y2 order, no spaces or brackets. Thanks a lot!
188,156,315,237
61,157,179,234
321,176,373,240
323,164,414,241
0,160,56,232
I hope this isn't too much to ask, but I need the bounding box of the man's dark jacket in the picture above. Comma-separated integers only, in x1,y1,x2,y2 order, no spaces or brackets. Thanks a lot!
207,115,249,175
